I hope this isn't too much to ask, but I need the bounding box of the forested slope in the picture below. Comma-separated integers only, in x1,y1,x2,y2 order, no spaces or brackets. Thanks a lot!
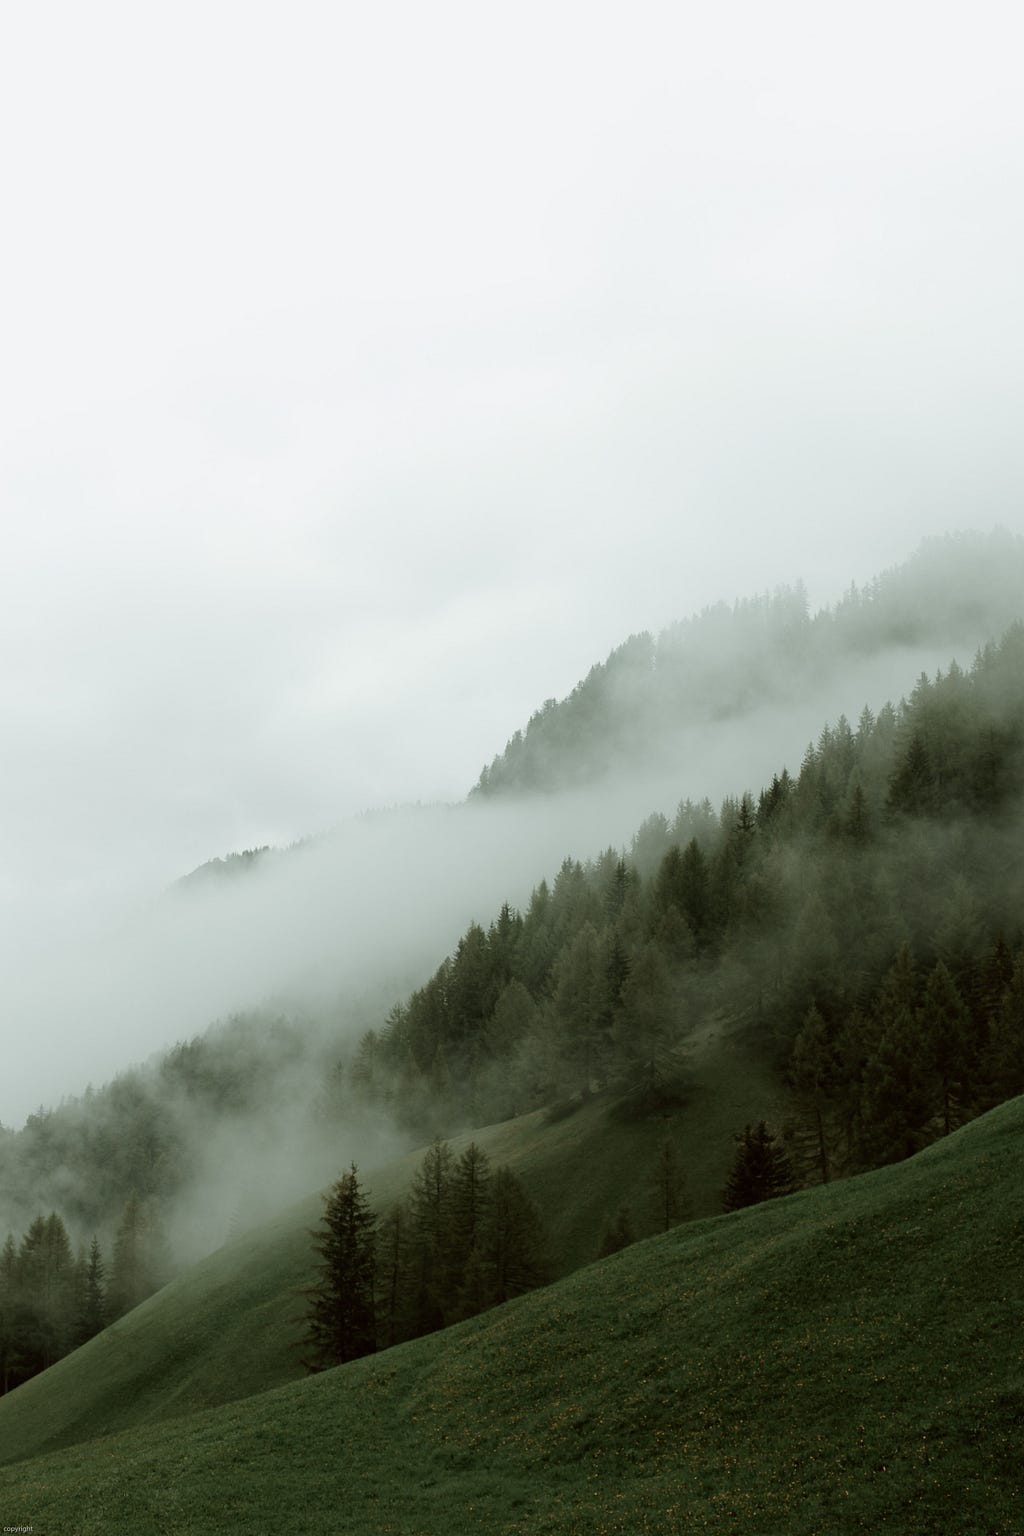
4,619,1024,1405
371,623,1024,1177
473,529,1024,797
0,1008,783,1472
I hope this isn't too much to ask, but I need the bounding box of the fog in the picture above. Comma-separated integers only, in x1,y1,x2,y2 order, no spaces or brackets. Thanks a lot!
0,630,981,1132
4,3,1024,1133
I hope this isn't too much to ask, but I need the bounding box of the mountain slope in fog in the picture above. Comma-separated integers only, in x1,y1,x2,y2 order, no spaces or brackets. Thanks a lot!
0,1094,1019,1534
0,1013,782,1467
473,529,1024,797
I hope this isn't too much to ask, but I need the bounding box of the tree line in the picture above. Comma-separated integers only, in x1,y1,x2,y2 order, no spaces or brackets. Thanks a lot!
300,1140,548,1371
472,532,1024,798
5,618,1024,1387
351,624,1024,1181
0,1195,168,1394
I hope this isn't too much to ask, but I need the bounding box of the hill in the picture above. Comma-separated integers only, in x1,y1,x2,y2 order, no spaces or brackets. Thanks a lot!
4,611,1024,1409
473,529,1024,797
0,1092,1020,1533
0,1008,782,1469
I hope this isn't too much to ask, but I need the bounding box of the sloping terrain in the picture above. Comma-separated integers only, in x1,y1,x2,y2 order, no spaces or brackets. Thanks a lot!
473,531,1024,798
0,1095,1020,1534
0,1013,782,1469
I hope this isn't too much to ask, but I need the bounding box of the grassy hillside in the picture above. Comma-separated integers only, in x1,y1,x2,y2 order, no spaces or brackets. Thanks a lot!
0,1014,783,1469
1,1094,1020,1534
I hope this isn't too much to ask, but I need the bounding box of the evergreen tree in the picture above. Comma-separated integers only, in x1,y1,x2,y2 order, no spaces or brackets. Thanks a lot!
408,1136,455,1333
14,1213,75,1372
649,1135,685,1232
481,1167,547,1303
722,1122,795,1211
985,952,1024,1104
350,1029,381,1102
790,1005,836,1183
301,1165,377,1372
374,1200,412,1350
109,1194,168,1317
921,960,971,1135
74,1236,108,1347
450,1142,491,1267
613,942,678,1096
552,922,608,1097
860,945,933,1163
0,1234,17,1393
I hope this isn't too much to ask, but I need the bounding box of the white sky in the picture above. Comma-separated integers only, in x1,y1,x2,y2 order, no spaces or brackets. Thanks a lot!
3,1,1024,1121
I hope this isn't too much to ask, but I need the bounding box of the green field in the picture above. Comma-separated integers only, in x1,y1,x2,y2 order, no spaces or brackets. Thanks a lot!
0,1091,1020,1534
0,1011,781,1471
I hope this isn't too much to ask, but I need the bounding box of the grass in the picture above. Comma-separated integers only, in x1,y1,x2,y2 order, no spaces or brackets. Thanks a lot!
0,1095,1021,1533
0,1012,779,1469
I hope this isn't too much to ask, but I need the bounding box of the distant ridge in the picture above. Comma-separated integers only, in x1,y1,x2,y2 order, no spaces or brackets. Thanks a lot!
472,528,1024,797
175,845,274,889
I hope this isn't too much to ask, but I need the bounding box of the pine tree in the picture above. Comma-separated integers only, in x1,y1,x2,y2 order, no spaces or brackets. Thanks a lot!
921,960,971,1135
450,1143,491,1265
408,1136,455,1333
13,1213,74,1374
649,1135,685,1232
552,922,608,1097
374,1200,412,1350
860,945,933,1163
613,942,678,1096
301,1165,377,1372
74,1237,108,1347
985,952,1024,1104
109,1194,168,1317
722,1122,795,1211
0,1234,18,1393
790,1005,836,1183
481,1167,547,1303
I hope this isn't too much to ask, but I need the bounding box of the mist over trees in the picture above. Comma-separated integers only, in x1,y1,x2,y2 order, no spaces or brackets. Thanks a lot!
4,545,1024,1396
355,622,1024,1179
473,531,1024,798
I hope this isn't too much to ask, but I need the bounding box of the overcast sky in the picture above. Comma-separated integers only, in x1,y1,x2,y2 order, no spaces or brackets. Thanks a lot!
3,1,1024,1120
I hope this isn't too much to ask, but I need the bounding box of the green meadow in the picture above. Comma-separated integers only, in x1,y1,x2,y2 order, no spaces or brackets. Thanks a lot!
0,1013,780,1471
0,1092,1020,1535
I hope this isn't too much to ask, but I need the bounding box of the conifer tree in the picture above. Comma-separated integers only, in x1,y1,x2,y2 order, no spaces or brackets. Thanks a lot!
481,1167,547,1303
301,1165,377,1372
0,1234,18,1393
791,1005,836,1183
450,1143,491,1264
552,922,608,1097
613,942,677,1096
649,1135,685,1231
75,1236,108,1347
921,960,971,1135
722,1122,795,1211
109,1195,168,1318
861,945,933,1163
985,952,1024,1104
408,1136,455,1333
374,1200,412,1350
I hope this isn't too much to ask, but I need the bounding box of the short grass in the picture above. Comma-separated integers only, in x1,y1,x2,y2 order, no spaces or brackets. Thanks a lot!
0,1013,779,1469
0,1097,1021,1534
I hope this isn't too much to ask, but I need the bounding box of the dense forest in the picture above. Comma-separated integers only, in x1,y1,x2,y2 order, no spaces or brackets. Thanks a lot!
369,623,1024,1170
3,598,1024,1394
